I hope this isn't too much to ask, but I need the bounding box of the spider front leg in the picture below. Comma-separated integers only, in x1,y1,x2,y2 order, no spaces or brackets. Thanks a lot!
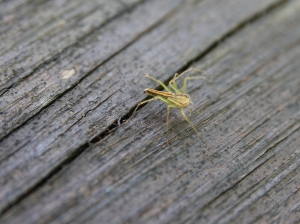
170,68,210,93
128,97,158,122
144,73,172,92
182,76,209,93
168,77,181,94
172,67,206,83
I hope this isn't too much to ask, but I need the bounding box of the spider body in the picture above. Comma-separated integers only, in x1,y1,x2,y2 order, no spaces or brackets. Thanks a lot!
144,88,191,108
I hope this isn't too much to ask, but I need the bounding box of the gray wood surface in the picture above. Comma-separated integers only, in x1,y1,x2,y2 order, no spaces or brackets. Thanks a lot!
1,0,300,223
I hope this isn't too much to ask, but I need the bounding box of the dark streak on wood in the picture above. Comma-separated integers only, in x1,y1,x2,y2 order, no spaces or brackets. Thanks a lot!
1,0,300,223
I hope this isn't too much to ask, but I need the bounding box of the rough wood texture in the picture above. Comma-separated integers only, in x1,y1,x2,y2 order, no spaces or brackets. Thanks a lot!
1,0,300,223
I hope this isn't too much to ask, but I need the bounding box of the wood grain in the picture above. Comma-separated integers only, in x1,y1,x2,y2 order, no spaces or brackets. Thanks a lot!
1,0,300,223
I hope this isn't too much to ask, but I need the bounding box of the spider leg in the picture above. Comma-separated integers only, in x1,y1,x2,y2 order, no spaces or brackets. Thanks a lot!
144,74,172,92
128,97,158,122
182,76,209,93
180,108,210,149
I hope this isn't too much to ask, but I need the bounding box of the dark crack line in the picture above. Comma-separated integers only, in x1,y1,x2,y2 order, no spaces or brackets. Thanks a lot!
61,90,118,136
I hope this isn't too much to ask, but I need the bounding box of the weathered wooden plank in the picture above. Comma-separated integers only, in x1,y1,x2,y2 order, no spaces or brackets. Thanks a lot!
0,0,285,215
0,0,141,91
1,0,299,223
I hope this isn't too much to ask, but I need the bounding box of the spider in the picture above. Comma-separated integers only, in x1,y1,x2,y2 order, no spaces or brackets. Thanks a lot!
131,67,213,147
